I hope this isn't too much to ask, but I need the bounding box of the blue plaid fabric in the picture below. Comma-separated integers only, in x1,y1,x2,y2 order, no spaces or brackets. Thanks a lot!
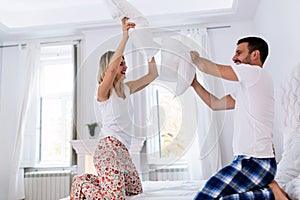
194,156,277,200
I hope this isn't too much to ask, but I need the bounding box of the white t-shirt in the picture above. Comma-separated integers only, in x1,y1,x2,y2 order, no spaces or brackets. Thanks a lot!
230,64,275,158
95,84,134,150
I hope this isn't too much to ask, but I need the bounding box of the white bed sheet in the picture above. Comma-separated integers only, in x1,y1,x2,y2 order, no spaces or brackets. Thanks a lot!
61,180,205,200
126,180,205,200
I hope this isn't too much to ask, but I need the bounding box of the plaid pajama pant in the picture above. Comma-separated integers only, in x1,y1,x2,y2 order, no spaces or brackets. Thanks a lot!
194,156,277,200
70,136,143,200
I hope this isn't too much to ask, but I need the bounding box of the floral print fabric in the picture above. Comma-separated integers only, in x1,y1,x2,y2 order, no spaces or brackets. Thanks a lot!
70,136,143,200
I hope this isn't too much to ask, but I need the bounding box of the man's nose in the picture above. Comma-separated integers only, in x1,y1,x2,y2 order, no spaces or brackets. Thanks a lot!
232,55,237,62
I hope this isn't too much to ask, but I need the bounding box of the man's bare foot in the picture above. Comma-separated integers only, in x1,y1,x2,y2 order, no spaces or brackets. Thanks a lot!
268,180,289,200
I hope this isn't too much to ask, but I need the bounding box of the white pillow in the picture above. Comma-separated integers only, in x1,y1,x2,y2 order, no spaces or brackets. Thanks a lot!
129,28,161,61
285,175,300,200
175,57,196,96
104,0,160,60
276,131,300,187
159,37,188,82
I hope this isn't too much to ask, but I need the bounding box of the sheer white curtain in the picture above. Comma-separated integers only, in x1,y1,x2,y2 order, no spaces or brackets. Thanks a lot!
127,48,149,175
184,27,222,180
0,42,40,199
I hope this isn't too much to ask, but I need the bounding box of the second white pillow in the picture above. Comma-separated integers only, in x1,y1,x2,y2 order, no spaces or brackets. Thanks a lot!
175,57,196,96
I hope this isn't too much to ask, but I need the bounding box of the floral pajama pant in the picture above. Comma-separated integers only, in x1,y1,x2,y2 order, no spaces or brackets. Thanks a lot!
70,136,143,200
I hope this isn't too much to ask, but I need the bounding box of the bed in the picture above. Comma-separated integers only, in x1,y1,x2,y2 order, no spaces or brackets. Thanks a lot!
61,180,204,200
69,140,205,199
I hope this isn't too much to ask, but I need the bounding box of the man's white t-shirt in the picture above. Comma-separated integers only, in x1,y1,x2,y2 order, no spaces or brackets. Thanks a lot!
231,64,275,158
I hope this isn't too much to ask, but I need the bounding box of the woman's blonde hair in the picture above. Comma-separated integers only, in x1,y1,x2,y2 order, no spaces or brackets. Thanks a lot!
97,51,115,84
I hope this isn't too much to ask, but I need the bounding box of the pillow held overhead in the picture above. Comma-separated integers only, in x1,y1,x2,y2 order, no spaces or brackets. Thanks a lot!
104,0,148,26
104,0,160,60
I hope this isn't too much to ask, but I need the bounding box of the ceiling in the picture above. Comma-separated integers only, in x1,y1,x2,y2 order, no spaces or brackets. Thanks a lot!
0,0,260,41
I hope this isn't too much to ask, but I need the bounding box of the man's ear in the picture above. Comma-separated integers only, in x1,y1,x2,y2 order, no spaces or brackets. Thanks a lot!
251,50,260,61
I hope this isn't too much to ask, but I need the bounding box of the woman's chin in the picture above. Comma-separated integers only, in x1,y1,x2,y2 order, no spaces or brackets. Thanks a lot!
120,74,126,80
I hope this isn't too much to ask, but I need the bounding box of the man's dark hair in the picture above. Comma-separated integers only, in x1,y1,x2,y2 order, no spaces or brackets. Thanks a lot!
237,37,269,64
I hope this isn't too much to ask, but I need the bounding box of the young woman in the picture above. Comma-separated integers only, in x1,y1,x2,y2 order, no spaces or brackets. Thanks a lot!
70,17,158,200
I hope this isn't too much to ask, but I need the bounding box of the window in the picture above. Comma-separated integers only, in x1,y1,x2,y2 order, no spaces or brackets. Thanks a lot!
149,84,183,158
147,51,187,166
37,44,76,167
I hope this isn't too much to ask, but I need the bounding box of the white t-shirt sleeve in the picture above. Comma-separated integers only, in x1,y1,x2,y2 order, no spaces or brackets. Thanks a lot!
231,64,261,87
222,79,238,100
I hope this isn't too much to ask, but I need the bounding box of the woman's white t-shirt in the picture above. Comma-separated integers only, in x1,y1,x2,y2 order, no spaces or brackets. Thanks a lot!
95,84,134,150
231,64,275,158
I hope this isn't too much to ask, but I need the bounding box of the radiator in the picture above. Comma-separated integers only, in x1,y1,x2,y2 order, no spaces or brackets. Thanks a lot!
24,170,73,200
149,167,189,181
